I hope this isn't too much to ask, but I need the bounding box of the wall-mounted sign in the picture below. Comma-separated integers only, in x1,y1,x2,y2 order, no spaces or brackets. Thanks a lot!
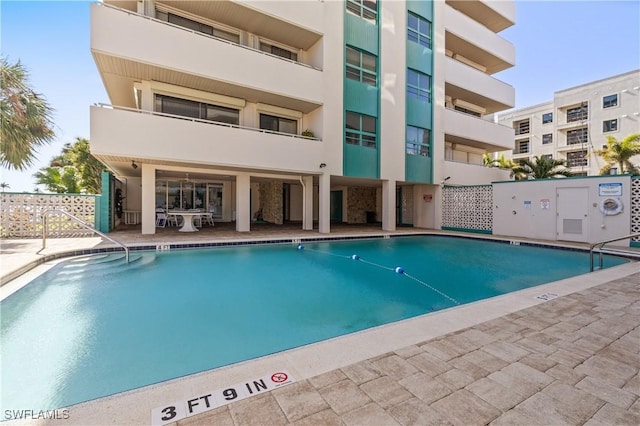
524,201,531,210
598,183,622,196
423,194,432,202
540,199,550,210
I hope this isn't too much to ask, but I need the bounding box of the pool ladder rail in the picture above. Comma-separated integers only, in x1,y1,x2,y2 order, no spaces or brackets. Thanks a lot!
41,209,130,263
589,232,640,272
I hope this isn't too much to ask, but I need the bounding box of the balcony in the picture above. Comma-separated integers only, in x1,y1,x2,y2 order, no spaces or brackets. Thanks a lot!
444,108,514,152
444,161,512,185
91,3,323,112
444,56,514,113
90,105,324,174
103,0,324,50
445,4,515,74
445,0,515,32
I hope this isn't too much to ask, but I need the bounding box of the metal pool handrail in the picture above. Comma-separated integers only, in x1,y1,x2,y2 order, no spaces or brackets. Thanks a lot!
589,232,640,271
41,209,129,263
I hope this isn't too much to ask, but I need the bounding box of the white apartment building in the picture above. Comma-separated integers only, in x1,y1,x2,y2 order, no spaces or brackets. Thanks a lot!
90,0,516,234
497,70,640,176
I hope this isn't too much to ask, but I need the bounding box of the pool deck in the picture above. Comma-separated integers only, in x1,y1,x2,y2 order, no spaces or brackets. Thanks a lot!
1,225,638,425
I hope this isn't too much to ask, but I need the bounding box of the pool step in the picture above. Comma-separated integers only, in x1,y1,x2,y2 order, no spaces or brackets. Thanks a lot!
56,253,155,277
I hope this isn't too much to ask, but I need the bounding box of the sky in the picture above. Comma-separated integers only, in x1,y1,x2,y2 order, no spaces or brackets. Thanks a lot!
0,0,639,192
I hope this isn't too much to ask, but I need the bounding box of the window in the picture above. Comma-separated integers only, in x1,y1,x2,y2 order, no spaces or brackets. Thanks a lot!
345,112,377,148
567,127,588,145
567,104,588,122
407,12,431,48
542,133,553,144
515,119,530,135
155,94,239,125
346,0,377,23
156,11,239,43
514,139,529,154
567,150,588,167
542,154,553,160
260,42,298,61
406,126,430,157
346,47,377,86
603,94,618,109
603,119,618,133
407,69,431,102
542,112,553,124
259,114,297,135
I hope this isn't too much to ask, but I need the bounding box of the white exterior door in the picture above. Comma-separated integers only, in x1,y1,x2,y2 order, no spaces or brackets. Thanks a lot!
556,187,589,242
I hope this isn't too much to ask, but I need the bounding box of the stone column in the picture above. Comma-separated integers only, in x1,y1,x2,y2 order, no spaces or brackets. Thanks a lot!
235,174,250,232
382,179,396,232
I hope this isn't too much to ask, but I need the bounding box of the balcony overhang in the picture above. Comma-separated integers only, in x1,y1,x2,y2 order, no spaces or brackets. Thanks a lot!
445,82,512,114
92,52,322,113
158,0,322,50
445,0,515,32
445,32,513,74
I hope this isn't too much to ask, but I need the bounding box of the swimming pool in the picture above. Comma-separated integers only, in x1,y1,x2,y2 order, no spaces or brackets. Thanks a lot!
0,235,628,412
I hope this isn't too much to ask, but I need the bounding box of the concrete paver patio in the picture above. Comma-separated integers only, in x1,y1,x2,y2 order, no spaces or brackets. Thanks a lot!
172,271,639,426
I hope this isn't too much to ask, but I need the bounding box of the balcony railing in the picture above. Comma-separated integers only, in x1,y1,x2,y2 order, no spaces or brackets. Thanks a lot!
94,104,320,141
98,2,322,71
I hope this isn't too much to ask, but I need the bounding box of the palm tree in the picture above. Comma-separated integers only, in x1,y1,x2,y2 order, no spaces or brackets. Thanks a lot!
33,166,81,194
512,156,573,180
0,182,9,192
34,137,105,194
483,153,515,169
596,134,640,175
0,57,55,170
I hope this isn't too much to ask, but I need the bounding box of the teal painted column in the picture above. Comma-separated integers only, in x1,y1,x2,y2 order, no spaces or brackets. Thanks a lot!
99,171,111,233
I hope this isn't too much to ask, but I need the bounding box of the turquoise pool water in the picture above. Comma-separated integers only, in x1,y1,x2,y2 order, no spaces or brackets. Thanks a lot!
0,236,627,411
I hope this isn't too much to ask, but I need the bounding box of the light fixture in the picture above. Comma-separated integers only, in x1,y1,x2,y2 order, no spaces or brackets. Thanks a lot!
131,161,138,169
319,163,326,168
440,176,451,186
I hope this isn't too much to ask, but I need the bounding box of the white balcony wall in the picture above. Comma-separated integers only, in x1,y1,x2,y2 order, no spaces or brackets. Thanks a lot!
445,5,514,70
91,4,323,104
235,0,325,35
91,106,324,173
444,161,512,185
444,108,514,151
445,56,514,109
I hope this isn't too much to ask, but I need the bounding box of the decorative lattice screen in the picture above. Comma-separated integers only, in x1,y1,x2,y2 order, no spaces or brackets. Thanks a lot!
0,193,97,238
442,185,493,232
631,177,640,242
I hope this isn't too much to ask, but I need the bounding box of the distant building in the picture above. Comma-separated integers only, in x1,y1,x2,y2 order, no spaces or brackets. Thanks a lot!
497,70,640,176
90,0,516,234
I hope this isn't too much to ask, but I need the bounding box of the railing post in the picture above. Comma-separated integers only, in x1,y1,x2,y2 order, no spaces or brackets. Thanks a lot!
42,214,47,250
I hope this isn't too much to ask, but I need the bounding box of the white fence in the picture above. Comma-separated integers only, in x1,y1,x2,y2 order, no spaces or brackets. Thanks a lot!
0,193,98,238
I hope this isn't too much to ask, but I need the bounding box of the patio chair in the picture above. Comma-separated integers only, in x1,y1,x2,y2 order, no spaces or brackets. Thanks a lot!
156,212,168,228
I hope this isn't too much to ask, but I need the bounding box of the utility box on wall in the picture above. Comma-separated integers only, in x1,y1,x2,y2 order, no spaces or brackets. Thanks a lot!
492,176,632,244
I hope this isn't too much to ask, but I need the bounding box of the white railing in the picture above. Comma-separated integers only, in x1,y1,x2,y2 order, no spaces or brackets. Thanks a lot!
589,233,640,271
95,104,320,141
42,209,129,263
98,2,322,71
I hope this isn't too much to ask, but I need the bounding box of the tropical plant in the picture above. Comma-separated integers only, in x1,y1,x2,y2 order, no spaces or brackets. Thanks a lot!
33,137,106,193
511,156,573,180
483,153,516,169
0,57,55,170
596,134,640,175
33,166,81,194
0,182,9,192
